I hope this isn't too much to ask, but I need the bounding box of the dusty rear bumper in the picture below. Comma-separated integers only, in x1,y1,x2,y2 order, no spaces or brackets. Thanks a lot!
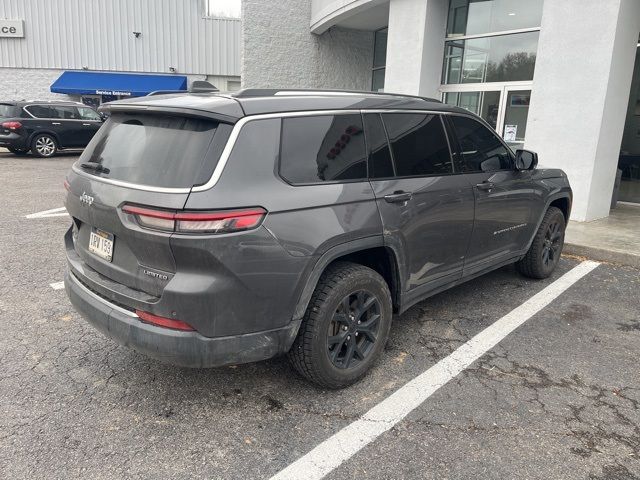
65,269,300,368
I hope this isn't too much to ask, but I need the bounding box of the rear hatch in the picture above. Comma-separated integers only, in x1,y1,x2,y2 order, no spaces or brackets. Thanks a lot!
65,106,236,301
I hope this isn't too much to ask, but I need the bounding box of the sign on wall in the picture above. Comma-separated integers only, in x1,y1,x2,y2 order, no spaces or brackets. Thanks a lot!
0,20,24,38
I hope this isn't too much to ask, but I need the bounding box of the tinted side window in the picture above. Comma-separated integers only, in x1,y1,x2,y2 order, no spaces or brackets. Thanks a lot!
78,107,101,121
363,113,394,178
280,114,367,184
449,115,512,172
55,106,80,119
381,113,453,177
26,105,53,118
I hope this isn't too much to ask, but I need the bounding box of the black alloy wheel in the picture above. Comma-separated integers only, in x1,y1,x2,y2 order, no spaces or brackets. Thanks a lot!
327,290,381,369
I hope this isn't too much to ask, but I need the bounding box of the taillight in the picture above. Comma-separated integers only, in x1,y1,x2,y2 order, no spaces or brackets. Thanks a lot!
122,205,267,234
63,179,71,192
2,121,22,130
135,310,195,331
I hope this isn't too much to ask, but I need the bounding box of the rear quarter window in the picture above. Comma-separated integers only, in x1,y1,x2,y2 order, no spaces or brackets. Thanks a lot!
280,114,367,184
0,104,19,118
77,113,231,189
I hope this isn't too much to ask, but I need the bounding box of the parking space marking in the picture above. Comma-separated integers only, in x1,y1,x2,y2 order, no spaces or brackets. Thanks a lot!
270,260,601,480
25,207,68,219
50,281,65,290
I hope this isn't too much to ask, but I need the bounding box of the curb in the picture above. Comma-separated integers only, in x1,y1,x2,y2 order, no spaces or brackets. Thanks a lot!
564,242,640,268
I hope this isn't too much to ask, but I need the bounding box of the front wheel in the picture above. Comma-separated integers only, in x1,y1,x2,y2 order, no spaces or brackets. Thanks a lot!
517,206,566,279
288,262,393,389
31,134,57,158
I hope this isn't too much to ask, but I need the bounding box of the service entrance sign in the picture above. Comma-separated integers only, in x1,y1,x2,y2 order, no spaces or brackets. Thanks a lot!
0,20,24,38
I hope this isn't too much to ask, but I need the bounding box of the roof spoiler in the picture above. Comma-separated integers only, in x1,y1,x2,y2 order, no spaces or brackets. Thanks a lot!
148,80,220,97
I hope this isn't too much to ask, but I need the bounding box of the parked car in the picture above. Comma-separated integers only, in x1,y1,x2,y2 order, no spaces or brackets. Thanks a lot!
63,89,572,388
0,101,103,157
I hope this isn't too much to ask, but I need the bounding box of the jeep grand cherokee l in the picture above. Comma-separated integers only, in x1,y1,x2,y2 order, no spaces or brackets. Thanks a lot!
63,89,571,389
0,101,103,157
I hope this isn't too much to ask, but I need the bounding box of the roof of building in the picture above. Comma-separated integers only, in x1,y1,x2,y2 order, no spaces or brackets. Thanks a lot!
103,89,467,122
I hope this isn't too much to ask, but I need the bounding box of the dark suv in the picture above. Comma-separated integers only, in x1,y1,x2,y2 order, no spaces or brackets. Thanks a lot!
0,101,103,157
63,89,571,388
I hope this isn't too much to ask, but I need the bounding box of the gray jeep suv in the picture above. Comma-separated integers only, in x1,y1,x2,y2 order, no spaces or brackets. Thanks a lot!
63,89,571,389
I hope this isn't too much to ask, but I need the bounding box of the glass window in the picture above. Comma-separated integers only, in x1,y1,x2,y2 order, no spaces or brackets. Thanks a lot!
364,114,394,178
26,105,54,118
446,0,543,38
502,89,530,149
54,106,80,120
449,115,511,172
382,114,453,177
372,28,388,92
77,107,102,121
443,31,538,84
444,91,500,129
78,113,226,188
280,115,367,184
205,0,240,18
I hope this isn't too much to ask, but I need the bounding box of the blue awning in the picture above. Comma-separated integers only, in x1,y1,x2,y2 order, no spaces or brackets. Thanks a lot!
50,71,188,97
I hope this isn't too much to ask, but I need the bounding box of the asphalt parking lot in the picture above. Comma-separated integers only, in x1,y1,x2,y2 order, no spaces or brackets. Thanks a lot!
1,152,639,480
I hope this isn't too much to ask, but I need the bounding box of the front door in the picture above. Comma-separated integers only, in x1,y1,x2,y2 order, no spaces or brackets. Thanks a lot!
76,106,103,146
363,113,475,297
446,114,539,274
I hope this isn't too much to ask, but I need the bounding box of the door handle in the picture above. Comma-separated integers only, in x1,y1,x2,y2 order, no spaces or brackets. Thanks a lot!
384,191,413,203
52,122,61,125
476,181,494,191
82,123,91,126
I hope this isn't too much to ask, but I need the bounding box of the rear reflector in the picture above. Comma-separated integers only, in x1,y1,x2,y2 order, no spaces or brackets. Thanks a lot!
63,179,71,192
122,205,267,234
2,121,22,130
135,310,195,331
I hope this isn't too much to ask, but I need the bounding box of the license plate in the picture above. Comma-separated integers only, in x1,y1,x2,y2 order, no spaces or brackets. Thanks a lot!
88,228,114,262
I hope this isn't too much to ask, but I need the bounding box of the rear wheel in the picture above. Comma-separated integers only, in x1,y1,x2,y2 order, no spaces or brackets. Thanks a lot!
8,147,29,156
517,206,565,279
31,134,57,158
288,262,392,389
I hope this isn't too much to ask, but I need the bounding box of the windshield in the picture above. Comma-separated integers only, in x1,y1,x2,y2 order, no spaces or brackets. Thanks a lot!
78,112,228,188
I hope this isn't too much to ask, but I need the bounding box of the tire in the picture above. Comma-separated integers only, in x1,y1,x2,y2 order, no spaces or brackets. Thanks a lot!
288,261,393,389
517,206,566,279
8,147,29,156
31,134,57,158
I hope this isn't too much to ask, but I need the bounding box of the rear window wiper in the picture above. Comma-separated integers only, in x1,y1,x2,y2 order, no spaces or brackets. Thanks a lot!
80,162,110,175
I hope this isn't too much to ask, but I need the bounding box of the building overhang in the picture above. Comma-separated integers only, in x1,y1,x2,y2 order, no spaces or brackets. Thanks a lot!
50,71,188,97
311,0,389,34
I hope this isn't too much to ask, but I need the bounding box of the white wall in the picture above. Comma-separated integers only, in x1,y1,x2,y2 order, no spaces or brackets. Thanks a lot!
0,0,240,76
525,0,640,221
384,0,447,97
242,0,374,90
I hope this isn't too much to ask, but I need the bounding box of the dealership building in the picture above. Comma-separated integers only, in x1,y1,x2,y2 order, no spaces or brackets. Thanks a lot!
243,0,640,221
0,0,241,108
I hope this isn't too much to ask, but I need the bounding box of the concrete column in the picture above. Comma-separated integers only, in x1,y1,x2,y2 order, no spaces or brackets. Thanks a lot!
525,0,640,221
384,0,447,98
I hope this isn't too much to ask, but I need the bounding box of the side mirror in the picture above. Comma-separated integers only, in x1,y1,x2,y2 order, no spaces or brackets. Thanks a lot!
515,149,538,170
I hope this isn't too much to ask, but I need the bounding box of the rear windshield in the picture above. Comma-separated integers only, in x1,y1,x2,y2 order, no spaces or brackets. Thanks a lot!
0,104,18,118
77,113,230,188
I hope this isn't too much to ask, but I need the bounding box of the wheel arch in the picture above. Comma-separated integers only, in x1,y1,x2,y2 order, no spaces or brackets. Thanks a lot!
28,130,60,149
293,237,402,321
524,191,572,252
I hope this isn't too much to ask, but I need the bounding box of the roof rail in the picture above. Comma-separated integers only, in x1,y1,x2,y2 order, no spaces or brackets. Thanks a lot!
148,80,220,97
233,88,441,103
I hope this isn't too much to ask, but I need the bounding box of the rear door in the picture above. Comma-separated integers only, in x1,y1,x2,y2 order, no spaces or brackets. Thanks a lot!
76,106,103,146
65,111,232,298
446,114,538,274
365,112,475,297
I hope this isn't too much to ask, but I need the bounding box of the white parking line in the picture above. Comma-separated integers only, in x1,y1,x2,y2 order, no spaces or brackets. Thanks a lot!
270,260,601,480
25,207,68,219
50,281,65,290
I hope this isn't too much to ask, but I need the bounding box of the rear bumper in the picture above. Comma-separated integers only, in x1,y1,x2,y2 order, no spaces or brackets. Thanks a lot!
64,269,301,368
0,133,27,149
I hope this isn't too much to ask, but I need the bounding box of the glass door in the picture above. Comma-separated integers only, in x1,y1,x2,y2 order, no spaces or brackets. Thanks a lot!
441,83,532,149
498,87,531,151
